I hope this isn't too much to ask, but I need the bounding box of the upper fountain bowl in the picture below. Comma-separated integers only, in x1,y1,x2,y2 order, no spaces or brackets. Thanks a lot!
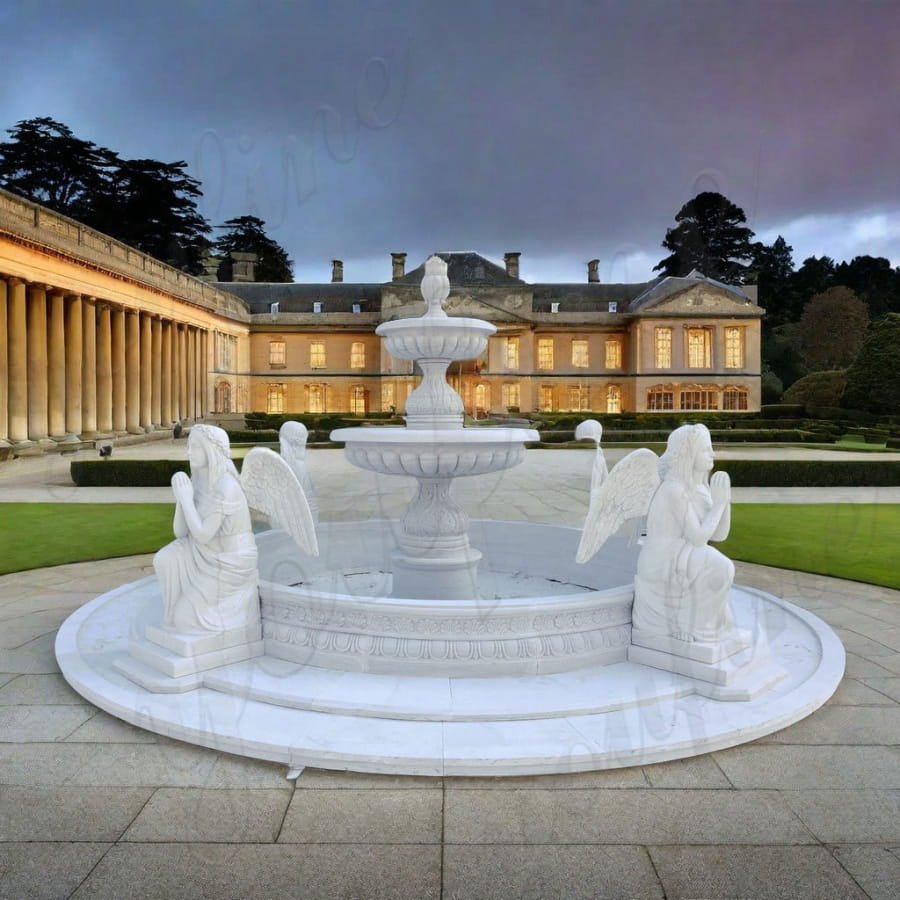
376,316,495,362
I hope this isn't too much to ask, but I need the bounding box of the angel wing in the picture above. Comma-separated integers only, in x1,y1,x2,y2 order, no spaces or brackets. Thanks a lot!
575,419,608,493
240,448,319,556
576,448,661,564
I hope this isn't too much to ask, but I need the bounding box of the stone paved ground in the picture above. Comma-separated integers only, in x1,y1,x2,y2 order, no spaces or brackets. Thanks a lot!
0,446,898,898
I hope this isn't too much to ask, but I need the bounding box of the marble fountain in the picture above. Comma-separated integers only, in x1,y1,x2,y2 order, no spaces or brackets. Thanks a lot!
56,256,845,777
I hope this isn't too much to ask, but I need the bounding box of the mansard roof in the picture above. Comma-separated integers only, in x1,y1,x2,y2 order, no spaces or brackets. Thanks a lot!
216,281,383,314
395,252,524,286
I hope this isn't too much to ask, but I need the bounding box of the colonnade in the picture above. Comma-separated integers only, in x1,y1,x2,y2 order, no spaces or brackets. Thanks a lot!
0,276,208,446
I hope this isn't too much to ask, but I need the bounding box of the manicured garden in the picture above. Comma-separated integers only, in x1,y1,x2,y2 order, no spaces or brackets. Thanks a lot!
1,500,898,590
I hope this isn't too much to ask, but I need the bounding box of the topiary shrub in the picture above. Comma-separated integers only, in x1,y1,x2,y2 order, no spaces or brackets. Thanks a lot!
783,370,847,410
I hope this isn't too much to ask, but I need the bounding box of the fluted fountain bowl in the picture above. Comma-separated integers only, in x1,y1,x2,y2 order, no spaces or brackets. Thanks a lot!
330,426,540,478
376,316,495,361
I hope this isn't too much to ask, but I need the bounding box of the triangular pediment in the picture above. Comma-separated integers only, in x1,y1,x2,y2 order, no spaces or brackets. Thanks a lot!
630,274,759,316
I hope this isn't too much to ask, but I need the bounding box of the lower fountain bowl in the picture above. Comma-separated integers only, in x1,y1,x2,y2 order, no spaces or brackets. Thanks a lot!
257,519,640,677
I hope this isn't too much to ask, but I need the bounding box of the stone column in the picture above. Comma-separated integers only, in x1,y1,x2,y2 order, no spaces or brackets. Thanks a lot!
7,279,28,443
96,304,113,433
81,299,97,434
47,291,67,439
151,317,162,426
0,279,8,446
65,294,83,438
199,329,207,417
111,307,126,433
140,313,152,430
125,309,141,433
160,320,172,426
186,326,196,420
26,284,49,442
178,325,188,422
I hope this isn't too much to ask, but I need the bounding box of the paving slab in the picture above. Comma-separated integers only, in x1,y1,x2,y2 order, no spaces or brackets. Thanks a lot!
642,754,732,788
0,705,95,742
831,845,900,900
444,788,815,844
279,788,443,843
0,842,111,900
781,789,900,843
861,676,900,703
648,844,868,899
63,710,159,743
0,673,91,705
826,677,898,706
442,844,664,899
759,705,900,744
0,786,151,841
122,788,292,843
71,843,442,900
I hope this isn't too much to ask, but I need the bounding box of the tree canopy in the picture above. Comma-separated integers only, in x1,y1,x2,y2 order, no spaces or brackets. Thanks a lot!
0,117,210,273
214,215,293,282
798,286,869,371
654,191,755,283
841,313,900,414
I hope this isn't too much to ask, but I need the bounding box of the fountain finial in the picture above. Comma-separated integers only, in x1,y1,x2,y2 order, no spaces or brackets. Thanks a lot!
421,255,450,318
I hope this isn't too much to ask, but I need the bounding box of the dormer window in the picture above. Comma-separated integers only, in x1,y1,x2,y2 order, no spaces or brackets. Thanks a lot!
551,302,560,313
352,302,361,314
269,302,279,314
313,301,323,313
608,301,618,313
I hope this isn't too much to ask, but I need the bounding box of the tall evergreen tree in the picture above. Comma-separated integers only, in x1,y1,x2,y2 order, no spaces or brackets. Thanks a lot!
214,215,293,282
0,116,114,219
749,236,797,326
654,191,755,282
834,255,900,320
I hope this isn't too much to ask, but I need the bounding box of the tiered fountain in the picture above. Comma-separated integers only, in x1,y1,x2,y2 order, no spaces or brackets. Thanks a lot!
55,256,844,776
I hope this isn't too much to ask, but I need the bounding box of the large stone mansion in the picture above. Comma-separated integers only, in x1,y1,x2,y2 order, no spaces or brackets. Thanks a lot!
0,187,761,449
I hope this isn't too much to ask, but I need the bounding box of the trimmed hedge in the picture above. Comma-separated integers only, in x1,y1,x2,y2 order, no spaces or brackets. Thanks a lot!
715,460,900,487
71,457,248,487
554,429,818,444
224,429,334,444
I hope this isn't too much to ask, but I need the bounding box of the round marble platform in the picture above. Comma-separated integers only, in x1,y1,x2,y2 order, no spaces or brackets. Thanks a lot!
56,575,844,776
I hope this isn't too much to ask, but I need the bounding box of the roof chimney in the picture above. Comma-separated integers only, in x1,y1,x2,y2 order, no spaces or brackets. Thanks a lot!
229,251,256,283
331,259,343,283
504,252,521,279
587,259,600,283
391,252,407,281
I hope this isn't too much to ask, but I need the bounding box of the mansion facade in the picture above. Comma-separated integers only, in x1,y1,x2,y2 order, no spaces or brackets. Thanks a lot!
0,188,761,450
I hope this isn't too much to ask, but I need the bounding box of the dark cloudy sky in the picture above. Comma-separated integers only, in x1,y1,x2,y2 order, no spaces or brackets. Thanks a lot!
1,0,898,283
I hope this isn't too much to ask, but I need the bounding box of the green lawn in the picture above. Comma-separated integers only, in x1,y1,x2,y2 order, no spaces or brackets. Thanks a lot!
0,503,174,575
721,504,900,590
0,501,898,591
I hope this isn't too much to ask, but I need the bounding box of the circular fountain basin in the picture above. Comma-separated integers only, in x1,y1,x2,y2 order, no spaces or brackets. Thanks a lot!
376,315,495,360
331,427,541,477
256,520,638,677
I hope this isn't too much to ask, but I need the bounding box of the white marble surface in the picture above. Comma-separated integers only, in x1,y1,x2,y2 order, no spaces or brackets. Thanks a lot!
56,578,845,776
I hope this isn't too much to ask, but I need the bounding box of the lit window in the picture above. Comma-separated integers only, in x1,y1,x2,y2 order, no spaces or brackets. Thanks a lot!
350,341,365,369
687,328,711,368
605,339,622,369
608,301,618,313
307,383,325,413
269,340,286,367
501,383,520,409
474,383,488,413
267,383,285,414
381,382,395,411
725,327,744,369
537,337,554,370
551,302,560,313
572,340,589,368
352,302,361,314
723,387,749,410
269,302,279,314
568,385,589,411
313,301,323,313
309,342,326,369
607,385,621,413
539,385,554,412
654,328,672,368
505,337,520,370
647,388,673,410
680,390,718,410
350,385,366,414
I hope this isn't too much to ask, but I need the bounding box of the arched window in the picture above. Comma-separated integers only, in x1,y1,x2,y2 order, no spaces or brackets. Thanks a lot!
214,380,232,413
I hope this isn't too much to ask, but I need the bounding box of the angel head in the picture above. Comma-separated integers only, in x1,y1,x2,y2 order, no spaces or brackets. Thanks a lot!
279,421,309,463
188,424,239,483
659,424,715,486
